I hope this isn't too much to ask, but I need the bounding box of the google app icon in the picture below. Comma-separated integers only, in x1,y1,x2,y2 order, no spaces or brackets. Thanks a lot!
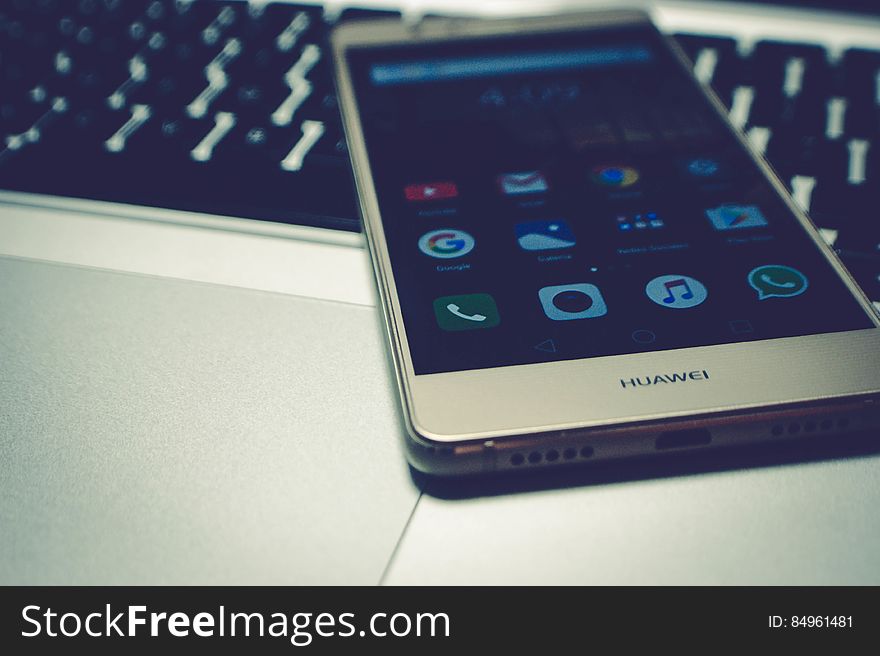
418,229,475,259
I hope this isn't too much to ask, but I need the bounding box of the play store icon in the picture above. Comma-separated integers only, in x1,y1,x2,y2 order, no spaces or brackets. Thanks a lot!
705,204,768,230
515,220,576,251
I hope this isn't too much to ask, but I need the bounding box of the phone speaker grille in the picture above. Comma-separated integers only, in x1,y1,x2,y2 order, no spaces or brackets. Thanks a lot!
510,445,593,467
771,416,851,437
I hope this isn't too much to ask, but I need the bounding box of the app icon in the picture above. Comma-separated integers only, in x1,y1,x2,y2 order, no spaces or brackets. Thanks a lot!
590,164,640,188
404,181,458,202
515,220,576,251
497,171,549,196
748,265,808,300
433,293,500,331
418,229,475,259
706,204,768,230
645,274,708,309
617,211,665,232
539,284,608,321
680,156,728,180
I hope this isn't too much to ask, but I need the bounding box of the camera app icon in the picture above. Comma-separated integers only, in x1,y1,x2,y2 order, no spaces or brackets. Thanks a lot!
538,284,608,321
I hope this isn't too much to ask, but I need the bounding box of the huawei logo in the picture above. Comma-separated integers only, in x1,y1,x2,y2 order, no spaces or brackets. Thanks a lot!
620,370,710,389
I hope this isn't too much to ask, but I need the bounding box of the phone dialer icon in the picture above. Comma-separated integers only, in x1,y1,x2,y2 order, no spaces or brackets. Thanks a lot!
433,294,500,331
446,303,486,322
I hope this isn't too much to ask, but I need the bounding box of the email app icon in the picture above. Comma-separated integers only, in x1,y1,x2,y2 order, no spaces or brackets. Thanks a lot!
496,171,549,196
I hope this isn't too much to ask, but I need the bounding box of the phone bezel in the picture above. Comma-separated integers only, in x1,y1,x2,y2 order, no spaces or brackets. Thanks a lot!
332,10,880,445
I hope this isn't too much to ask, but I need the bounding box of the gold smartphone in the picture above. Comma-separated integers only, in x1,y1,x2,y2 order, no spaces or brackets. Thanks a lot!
332,10,880,476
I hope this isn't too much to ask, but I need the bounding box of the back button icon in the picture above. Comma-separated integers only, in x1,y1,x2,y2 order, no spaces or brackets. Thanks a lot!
534,339,557,353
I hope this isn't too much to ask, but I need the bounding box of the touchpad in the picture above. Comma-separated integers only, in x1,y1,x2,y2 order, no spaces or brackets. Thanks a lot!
0,256,418,584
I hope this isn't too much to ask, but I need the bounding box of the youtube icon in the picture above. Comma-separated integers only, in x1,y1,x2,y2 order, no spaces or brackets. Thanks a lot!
404,181,459,202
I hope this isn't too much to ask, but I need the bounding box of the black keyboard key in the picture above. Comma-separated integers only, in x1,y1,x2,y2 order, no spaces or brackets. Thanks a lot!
749,41,828,62
215,80,278,119
672,33,737,63
764,132,848,183
845,99,879,139
841,48,880,103
747,89,787,127
810,181,878,230
234,3,319,66
749,41,829,91
836,252,880,302
787,94,829,136
747,91,815,131
836,225,880,256
336,7,403,23
708,49,749,109
217,121,340,198
67,104,124,149
671,35,743,108
258,3,323,51
220,122,282,162
115,112,221,172
0,89,48,133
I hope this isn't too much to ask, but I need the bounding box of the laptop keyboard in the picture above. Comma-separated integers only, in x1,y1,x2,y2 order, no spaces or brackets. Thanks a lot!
0,0,393,231
0,1,878,302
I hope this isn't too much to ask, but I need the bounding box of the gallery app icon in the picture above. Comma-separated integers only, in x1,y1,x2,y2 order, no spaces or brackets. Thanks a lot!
515,220,576,251
706,204,768,230
590,164,640,188
433,293,500,331
404,181,458,202
418,229,475,259
539,284,608,321
748,265,808,300
496,171,549,196
645,274,708,309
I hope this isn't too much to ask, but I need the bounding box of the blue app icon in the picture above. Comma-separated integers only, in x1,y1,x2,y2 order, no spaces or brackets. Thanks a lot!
705,205,769,231
515,220,576,251
539,284,607,320
645,274,708,309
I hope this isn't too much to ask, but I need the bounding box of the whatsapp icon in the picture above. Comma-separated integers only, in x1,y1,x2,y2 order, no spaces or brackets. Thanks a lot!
748,265,808,300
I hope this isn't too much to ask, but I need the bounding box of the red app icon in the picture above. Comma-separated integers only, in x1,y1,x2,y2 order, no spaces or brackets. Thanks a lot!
404,181,458,202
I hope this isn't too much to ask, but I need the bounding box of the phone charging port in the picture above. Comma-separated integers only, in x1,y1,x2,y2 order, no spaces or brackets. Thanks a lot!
655,428,712,450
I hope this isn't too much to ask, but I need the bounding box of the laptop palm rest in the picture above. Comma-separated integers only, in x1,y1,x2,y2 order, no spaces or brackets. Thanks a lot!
0,256,418,584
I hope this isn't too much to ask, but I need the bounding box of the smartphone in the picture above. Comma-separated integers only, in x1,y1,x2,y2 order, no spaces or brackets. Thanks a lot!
332,10,880,476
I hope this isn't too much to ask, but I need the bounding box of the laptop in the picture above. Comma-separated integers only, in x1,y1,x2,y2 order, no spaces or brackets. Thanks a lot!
2,0,879,584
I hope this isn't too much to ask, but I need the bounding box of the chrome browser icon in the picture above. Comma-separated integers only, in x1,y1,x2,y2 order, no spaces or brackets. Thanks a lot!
590,164,640,188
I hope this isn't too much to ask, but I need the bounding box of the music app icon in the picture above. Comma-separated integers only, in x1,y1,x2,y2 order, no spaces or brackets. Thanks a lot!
645,274,708,309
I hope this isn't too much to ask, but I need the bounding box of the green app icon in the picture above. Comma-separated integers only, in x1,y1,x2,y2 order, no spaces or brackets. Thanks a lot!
433,294,500,331
748,265,808,300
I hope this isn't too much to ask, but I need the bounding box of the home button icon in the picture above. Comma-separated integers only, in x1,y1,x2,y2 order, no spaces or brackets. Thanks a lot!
631,329,657,345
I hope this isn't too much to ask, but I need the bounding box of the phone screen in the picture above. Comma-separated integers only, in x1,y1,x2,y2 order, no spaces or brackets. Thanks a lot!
346,22,874,375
